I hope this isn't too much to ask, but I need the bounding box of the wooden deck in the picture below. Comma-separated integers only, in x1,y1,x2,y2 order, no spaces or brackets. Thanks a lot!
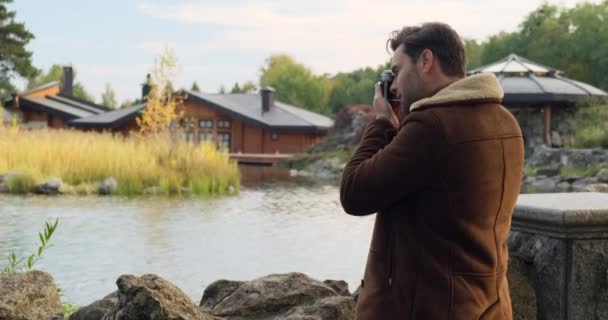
229,153,294,166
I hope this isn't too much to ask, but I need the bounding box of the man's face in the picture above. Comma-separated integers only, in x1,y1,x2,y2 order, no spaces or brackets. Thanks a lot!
390,45,426,117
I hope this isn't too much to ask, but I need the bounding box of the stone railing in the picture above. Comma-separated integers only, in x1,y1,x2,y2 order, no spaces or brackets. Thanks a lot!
508,192,608,320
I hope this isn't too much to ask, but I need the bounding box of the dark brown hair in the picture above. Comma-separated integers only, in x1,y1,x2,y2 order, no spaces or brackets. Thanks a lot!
388,22,466,78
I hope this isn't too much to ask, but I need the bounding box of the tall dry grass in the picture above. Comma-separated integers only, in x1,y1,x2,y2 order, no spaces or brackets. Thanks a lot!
0,126,240,196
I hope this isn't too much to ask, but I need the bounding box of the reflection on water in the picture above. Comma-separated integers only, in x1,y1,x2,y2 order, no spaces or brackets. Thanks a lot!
0,171,373,306
239,164,314,187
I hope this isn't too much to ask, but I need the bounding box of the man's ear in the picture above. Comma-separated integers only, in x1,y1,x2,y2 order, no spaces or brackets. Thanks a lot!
419,49,434,73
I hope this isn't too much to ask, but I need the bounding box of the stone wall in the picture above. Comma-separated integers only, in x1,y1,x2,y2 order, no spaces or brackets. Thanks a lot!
507,193,608,320
510,106,577,155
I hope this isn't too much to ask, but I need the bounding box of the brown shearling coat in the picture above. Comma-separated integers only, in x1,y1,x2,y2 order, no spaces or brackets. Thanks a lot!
340,73,524,320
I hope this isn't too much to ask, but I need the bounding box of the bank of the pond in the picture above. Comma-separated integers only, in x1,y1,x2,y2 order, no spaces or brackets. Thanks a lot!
0,127,240,196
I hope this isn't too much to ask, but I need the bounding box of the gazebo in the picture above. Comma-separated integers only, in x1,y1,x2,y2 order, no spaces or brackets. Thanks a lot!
469,54,607,148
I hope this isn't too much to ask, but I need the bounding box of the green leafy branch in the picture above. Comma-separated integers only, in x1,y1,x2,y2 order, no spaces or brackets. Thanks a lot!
2,218,59,273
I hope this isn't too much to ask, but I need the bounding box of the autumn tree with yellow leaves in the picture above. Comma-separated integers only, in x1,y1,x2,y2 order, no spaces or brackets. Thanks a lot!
136,48,185,135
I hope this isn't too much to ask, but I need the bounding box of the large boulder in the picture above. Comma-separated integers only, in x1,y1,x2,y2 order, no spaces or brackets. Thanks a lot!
597,168,608,183
101,274,212,320
0,271,63,320
70,291,118,320
32,178,62,195
307,105,374,153
200,273,354,320
281,296,355,320
99,177,118,195
527,146,608,168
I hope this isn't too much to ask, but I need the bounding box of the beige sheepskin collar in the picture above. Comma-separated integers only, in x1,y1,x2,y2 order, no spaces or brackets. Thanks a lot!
410,73,504,111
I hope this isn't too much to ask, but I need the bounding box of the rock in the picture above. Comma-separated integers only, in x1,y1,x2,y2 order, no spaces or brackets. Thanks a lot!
527,146,608,168
527,176,560,193
572,177,600,192
508,231,565,320
200,279,244,311
584,183,608,193
0,271,63,320
143,186,163,195
70,291,118,320
99,177,118,195
352,285,361,304
200,273,346,320
101,274,212,320
32,178,62,195
556,181,572,192
323,279,350,296
310,158,345,181
308,105,374,153
281,296,355,320
508,258,537,320
597,168,608,183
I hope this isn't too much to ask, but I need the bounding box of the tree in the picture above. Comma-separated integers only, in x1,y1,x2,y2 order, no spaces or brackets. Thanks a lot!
259,54,331,114
120,99,134,109
240,81,257,94
218,85,226,94
100,83,117,108
464,39,483,70
229,81,257,94
136,47,184,135
472,2,608,91
0,0,37,101
28,64,96,102
326,62,389,113
230,82,241,94
190,81,201,92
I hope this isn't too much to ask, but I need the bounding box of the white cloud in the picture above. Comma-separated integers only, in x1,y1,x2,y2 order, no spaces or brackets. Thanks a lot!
47,0,601,104
136,0,600,76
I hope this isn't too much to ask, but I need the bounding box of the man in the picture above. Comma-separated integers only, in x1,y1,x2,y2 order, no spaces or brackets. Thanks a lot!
340,23,524,320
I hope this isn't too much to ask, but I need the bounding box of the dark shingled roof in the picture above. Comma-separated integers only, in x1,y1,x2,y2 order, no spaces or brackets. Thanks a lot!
8,81,113,121
20,96,101,119
499,75,608,104
70,91,334,133
69,103,147,128
469,54,607,105
185,90,334,133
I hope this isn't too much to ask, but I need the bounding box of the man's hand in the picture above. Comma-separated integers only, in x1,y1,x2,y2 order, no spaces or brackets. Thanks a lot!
373,82,399,128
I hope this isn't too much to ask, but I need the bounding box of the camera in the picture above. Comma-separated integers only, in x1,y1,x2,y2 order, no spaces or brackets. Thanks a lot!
380,70,397,102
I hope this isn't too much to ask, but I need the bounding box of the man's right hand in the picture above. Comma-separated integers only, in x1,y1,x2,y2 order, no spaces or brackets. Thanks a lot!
373,82,399,128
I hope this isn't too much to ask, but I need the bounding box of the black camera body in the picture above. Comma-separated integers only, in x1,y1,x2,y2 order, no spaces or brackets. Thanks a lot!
380,70,398,102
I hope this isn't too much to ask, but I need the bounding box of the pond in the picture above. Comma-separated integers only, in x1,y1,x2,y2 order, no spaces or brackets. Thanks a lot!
0,167,374,306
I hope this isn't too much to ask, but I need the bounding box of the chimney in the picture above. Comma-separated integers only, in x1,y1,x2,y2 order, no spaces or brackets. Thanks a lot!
61,66,73,96
142,74,152,101
261,87,275,113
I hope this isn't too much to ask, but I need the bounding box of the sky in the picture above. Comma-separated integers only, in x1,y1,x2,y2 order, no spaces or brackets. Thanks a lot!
9,0,602,104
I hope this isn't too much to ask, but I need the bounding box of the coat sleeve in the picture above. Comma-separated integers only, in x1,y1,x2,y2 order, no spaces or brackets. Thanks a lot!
340,115,440,216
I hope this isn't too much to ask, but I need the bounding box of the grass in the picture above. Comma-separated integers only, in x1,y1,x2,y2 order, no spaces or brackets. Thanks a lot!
560,166,601,177
572,104,608,148
525,164,608,178
0,126,240,196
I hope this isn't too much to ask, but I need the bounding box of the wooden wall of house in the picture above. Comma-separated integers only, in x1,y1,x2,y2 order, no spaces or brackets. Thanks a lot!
111,99,328,154
24,84,60,99
22,109,48,123
21,109,67,129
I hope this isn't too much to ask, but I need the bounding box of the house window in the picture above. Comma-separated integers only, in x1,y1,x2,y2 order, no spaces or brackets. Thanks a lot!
217,133,231,150
184,131,194,143
271,133,279,141
199,131,214,143
218,120,231,129
199,120,213,129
